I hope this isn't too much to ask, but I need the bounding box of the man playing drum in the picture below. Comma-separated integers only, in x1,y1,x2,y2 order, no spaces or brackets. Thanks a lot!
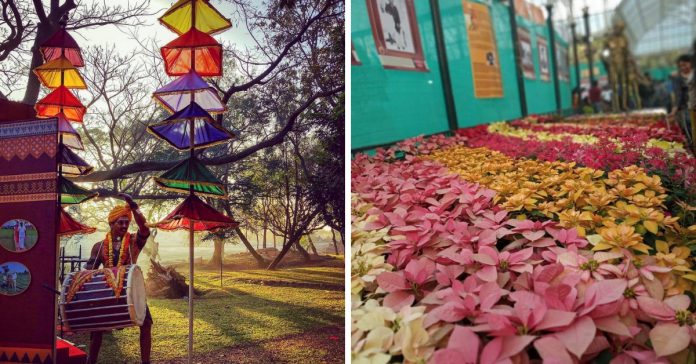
84,193,152,364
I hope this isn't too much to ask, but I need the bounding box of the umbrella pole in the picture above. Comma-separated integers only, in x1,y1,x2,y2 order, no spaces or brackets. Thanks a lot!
188,219,194,364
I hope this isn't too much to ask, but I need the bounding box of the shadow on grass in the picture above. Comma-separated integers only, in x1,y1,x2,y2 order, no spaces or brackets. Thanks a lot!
67,269,344,363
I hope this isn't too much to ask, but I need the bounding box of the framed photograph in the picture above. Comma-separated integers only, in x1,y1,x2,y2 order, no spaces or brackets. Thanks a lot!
537,36,550,81
517,27,535,79
557,44,570,81
366,0,427,71
0,219,38,253
0,262,31,296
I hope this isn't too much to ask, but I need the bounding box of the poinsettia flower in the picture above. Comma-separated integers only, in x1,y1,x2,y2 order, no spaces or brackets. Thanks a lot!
473,246,533,282
376,258,436,311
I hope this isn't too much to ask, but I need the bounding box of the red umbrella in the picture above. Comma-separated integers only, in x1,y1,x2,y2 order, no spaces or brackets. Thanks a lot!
153,194,239,231
161,28,222,77
35,86,86,122
58,208,96,237
40,28,84,67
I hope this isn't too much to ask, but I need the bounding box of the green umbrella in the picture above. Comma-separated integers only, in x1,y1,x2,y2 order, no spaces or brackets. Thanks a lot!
153,157,226,198
60,176,97,204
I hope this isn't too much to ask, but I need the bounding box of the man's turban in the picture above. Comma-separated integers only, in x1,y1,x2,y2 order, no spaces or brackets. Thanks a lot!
108,204,132,224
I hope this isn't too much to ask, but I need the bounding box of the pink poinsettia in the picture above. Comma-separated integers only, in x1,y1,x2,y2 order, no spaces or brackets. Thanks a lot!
376,258,436,311
637,295,696,357
473,246,533,282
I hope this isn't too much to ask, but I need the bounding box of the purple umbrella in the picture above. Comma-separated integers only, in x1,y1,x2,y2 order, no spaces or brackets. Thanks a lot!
153,71,225,114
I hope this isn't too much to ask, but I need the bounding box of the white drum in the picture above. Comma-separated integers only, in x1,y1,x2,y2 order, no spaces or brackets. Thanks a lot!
59,264,147,332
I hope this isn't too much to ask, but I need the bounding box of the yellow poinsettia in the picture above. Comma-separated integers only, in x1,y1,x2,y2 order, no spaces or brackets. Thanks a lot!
427,145,691,266
590,224,653,254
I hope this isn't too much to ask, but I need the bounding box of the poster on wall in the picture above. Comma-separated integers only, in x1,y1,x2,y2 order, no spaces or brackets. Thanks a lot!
514,0,530,19
557,43,570,81
517,27,535,79
463,1,503,98
529,4,545,25
366,0,427,71
537,36,550,81
0,118,59,364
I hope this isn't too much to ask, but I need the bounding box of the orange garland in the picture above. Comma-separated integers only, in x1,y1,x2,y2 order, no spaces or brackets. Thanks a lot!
102,232,131,268
65,270,97,303
65,234,134,303
65,266,128,303
103,265,127,299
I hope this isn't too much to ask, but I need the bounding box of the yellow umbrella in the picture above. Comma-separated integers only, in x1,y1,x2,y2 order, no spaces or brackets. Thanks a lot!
33,56,87,89
159,0,232,35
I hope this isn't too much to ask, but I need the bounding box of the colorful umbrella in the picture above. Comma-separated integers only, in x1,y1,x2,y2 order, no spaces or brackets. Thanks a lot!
147,102,233,150
35,86,86,122
153,71,225,113
153,157,227,198
33,57,87,89
40,28,84,67
56,113,85,150
159,0,232,36
60,146,93,176
161,28,222,76
153,194,238,231
58,208,96,237
60,176,98,204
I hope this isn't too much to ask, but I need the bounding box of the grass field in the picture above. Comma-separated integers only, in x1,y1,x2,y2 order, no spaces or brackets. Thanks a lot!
0,228,38,252
66,265,345,363
0,272,30,295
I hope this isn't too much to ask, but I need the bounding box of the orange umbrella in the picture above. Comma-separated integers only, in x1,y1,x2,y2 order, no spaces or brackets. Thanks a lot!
161,28,223,76
35,86,86,122
58,208,96,237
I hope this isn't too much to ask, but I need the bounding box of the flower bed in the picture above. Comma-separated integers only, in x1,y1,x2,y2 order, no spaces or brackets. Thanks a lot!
352,115,696,363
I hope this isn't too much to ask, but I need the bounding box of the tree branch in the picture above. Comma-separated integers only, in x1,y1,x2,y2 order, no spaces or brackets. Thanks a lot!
73,86,343,182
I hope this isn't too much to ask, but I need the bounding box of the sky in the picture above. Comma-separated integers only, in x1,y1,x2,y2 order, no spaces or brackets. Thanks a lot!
72,0,260,54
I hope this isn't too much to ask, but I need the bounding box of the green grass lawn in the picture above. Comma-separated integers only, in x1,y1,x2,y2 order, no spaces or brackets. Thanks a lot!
66,265,344,363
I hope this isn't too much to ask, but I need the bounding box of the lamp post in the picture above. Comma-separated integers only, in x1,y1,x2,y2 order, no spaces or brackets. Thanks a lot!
582,6,594,84
545,3,562,115
508,0,528,117
570,21,581,89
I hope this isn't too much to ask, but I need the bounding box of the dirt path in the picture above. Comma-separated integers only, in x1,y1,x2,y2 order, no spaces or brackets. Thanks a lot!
155,325,344,364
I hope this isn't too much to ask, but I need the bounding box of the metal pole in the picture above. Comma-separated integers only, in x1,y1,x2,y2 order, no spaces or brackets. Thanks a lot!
429,0,458,133
546,4,562,115
582,7,594,84
188,2,196,362
570,21,581,88
508,0,528,117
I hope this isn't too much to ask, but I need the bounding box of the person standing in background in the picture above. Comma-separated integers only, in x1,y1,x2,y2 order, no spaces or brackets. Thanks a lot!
671,54,694,147
589,81,602,113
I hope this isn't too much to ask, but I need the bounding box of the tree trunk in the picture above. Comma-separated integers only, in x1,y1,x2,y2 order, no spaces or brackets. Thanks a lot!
263,221,267,249
307,234,319,256
235,227,266,266
267,210,320,270
273,234,276,249
255,230,259,249
331,229,339,254
209,237,224,266
295,239,310,261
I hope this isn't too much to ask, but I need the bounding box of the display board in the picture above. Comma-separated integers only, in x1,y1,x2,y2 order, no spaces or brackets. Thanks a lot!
537,36,549,81
0,118,59,364
556,42,570,82
463,0,503,98
517,27,535,79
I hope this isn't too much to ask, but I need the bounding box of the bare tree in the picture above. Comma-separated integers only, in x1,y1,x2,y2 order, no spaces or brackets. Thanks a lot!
0,0,152,102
